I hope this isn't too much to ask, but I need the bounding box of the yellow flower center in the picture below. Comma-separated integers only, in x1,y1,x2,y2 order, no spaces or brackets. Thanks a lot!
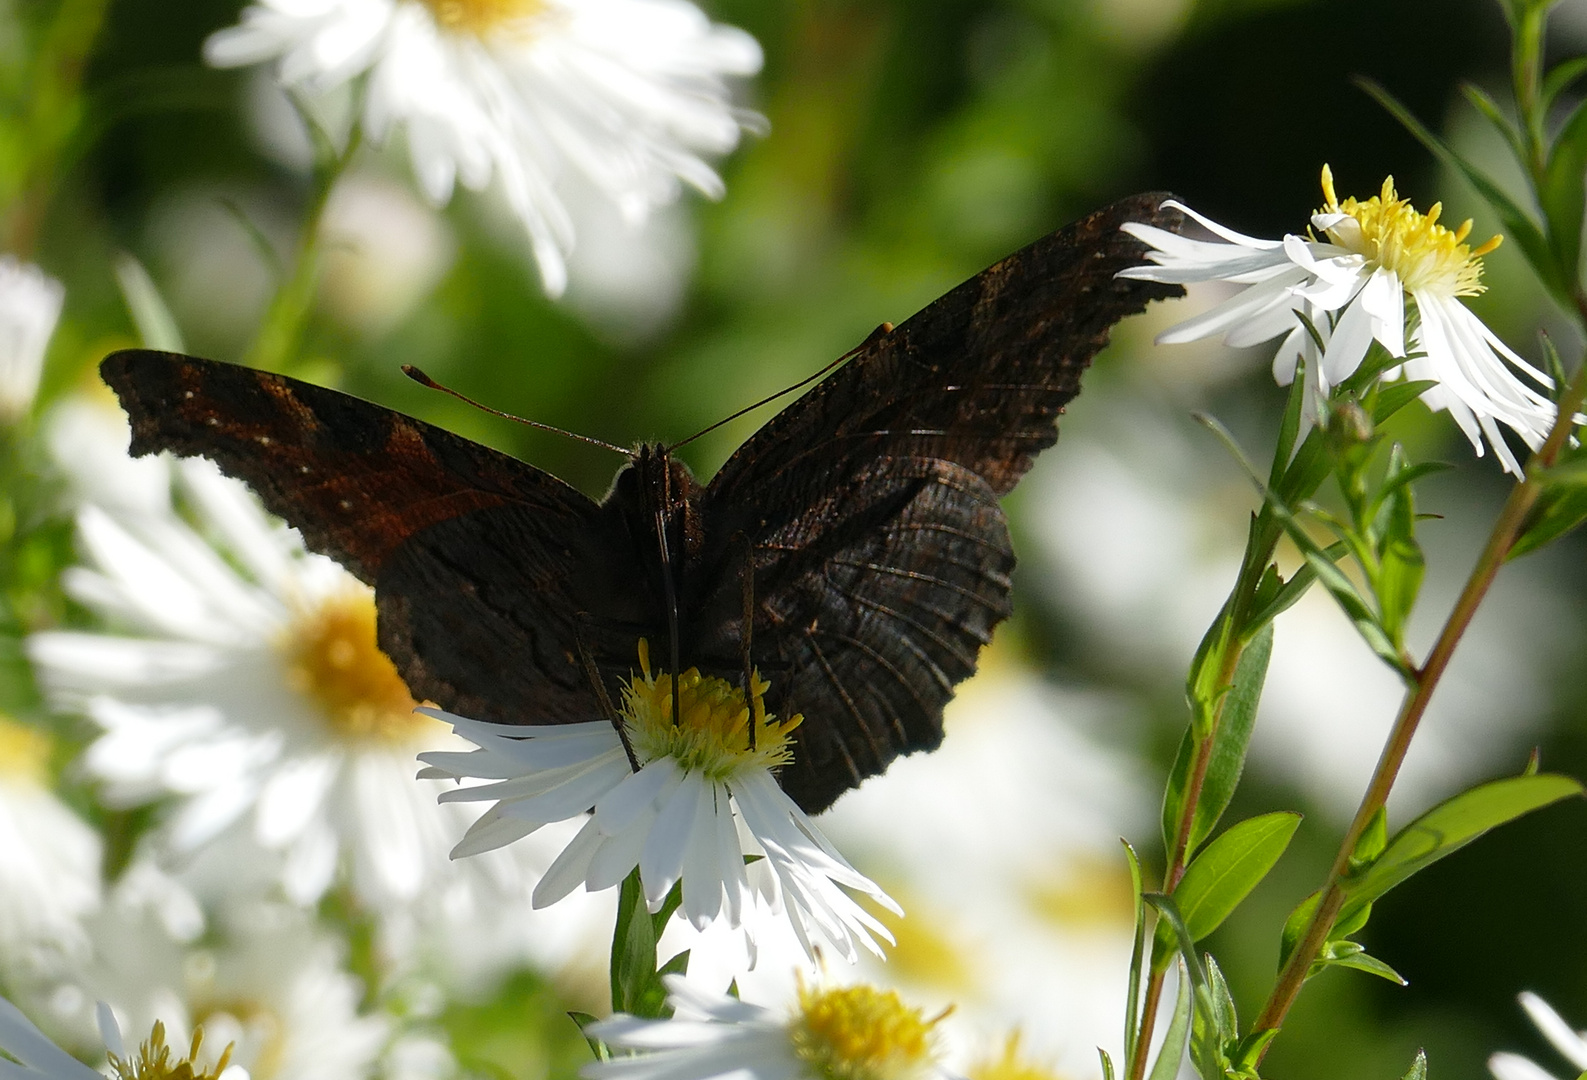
1316,163,1501,296
417,0,544,35
623,640,801,782
789,979,945,1080
191,1000,284,1080
279,584,432,743
108,1022,233,1080
968,1032,1067,1080
0,714,50,784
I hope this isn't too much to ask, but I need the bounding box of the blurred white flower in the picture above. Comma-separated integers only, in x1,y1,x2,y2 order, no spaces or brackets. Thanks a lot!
43,394,174,521
25,457,548,930
0,717,102,985
82,889,388,1080
1490,992,1587,1080
584,974,950,1080
419,642,897,963
204,0,763,296
0,994,124,1080
0,256,65,421
1120,166,1558,474
318,173,456,337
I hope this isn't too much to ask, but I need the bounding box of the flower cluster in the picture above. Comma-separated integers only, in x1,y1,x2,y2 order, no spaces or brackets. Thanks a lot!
1120,166,1556,474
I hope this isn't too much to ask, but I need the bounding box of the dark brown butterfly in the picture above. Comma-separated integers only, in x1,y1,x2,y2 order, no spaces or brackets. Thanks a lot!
99,193,1182,813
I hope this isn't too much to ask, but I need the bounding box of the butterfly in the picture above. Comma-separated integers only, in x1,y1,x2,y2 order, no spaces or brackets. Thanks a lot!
100,193,1182,813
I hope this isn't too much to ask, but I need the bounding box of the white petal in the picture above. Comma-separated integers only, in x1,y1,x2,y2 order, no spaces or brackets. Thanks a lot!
1522,993,1587,1070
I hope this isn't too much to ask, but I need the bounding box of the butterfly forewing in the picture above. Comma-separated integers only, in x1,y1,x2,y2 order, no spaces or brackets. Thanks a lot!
694,194,1184,810
99,193,1184,813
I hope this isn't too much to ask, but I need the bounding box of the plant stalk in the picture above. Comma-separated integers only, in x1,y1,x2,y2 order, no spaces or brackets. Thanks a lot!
1251,342,1587,1046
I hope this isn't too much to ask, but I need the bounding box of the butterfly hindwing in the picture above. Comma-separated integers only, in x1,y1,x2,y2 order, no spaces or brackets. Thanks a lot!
694,194,1184,810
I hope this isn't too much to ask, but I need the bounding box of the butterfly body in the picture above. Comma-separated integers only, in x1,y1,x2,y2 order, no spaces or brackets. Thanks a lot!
101,193,1183,812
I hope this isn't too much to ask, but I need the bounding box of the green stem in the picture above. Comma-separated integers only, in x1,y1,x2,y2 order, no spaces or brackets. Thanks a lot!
1511,3,1548,182
242,125,363,373
1251,341,1587,1047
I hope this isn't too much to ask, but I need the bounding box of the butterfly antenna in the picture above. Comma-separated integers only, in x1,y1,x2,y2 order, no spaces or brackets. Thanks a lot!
665,322,893,453
403,366,630,456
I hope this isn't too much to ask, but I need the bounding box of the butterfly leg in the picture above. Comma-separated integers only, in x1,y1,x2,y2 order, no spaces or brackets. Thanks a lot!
575,617,640,773
730,531,756,751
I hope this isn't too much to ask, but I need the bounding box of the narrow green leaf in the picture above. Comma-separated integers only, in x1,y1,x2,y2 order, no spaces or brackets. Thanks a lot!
1459,83,1526,167
567,1012,609,1061
1232,1029,1279,1074
1278,890,1321,974
1350,808,1389,873
1271,350,1310,485
113,253,186,352
1326,946,1408,985
1512,449,1587,557
1205,954,1238,1039
658,950,690,978
1245,539,1349,631
1184,625,1273,857
1191,954,1235,1080
1544,57,1587,112
1146,897,1221,1080
1341,773,1584,921
1403,1049,1429,1080
1145,962,1192,1080
1099,1049,1116,1080
611,871,675,1018
1154,812,1302,967
1123,840,1148,1073
1372,380,1439,424
1357,77,1566,300
1542,93,1587,277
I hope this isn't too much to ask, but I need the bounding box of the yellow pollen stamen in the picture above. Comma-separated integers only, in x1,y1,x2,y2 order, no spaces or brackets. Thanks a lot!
789,977,944,1080
623,640,801,780
418,0,545,35
280,585,433,743
1314,163,1501,297
108,1022,234,1080
0,715,51,784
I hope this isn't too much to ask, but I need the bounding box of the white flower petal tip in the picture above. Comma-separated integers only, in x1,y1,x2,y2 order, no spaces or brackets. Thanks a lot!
428,646,896,959
1120,167,1557,474
204,0,763,295
0,256,65,421
582,975,952,1080
1491,992,1587,1080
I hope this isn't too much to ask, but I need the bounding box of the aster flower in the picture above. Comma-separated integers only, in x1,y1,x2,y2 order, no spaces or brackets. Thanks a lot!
0,993,225,1080
0,717,102,984
203,0,763,296
583,974,951,1080
418,642,898,962
1489,992,1587,1080
0,256,65,421
25,455,548,926
1119,166,1559,475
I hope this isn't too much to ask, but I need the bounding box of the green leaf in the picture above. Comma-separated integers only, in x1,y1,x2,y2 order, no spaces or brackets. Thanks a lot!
113,253,185,352
1542,93,1587,278
1278,891,1320,973
1375,447,1426,646
1512,451,1587,558
1403,1049,1429,1080
1372,380,1439,424
1460,83,1527,167
1153,811,1302,968
1191,954,1237,1080
1145,961,1192,1080
1186,625,1274,858
1543,57,1587,113
1271,350,1310,485
1324,944,1407,985
1099,1048,1116,1080
1123,840,1148,1074
1350,808,1388,872
611,871,679,1019
1245,540,1349,631
1340,773,1585,923
567,1012,609,1061
1357,77,1568,301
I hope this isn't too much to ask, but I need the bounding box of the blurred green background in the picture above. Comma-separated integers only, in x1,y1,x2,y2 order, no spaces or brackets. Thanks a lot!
5,1,1587,1079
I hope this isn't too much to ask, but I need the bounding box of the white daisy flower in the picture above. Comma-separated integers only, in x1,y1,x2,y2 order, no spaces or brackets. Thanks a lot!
418,642,898,962
1490,992,1587,1080
1119,166,1559,475
0,717,102,984
0,256,65,422
25,456,546,926
203,0,763,296
583,974,951,1080
0,993,228,1080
